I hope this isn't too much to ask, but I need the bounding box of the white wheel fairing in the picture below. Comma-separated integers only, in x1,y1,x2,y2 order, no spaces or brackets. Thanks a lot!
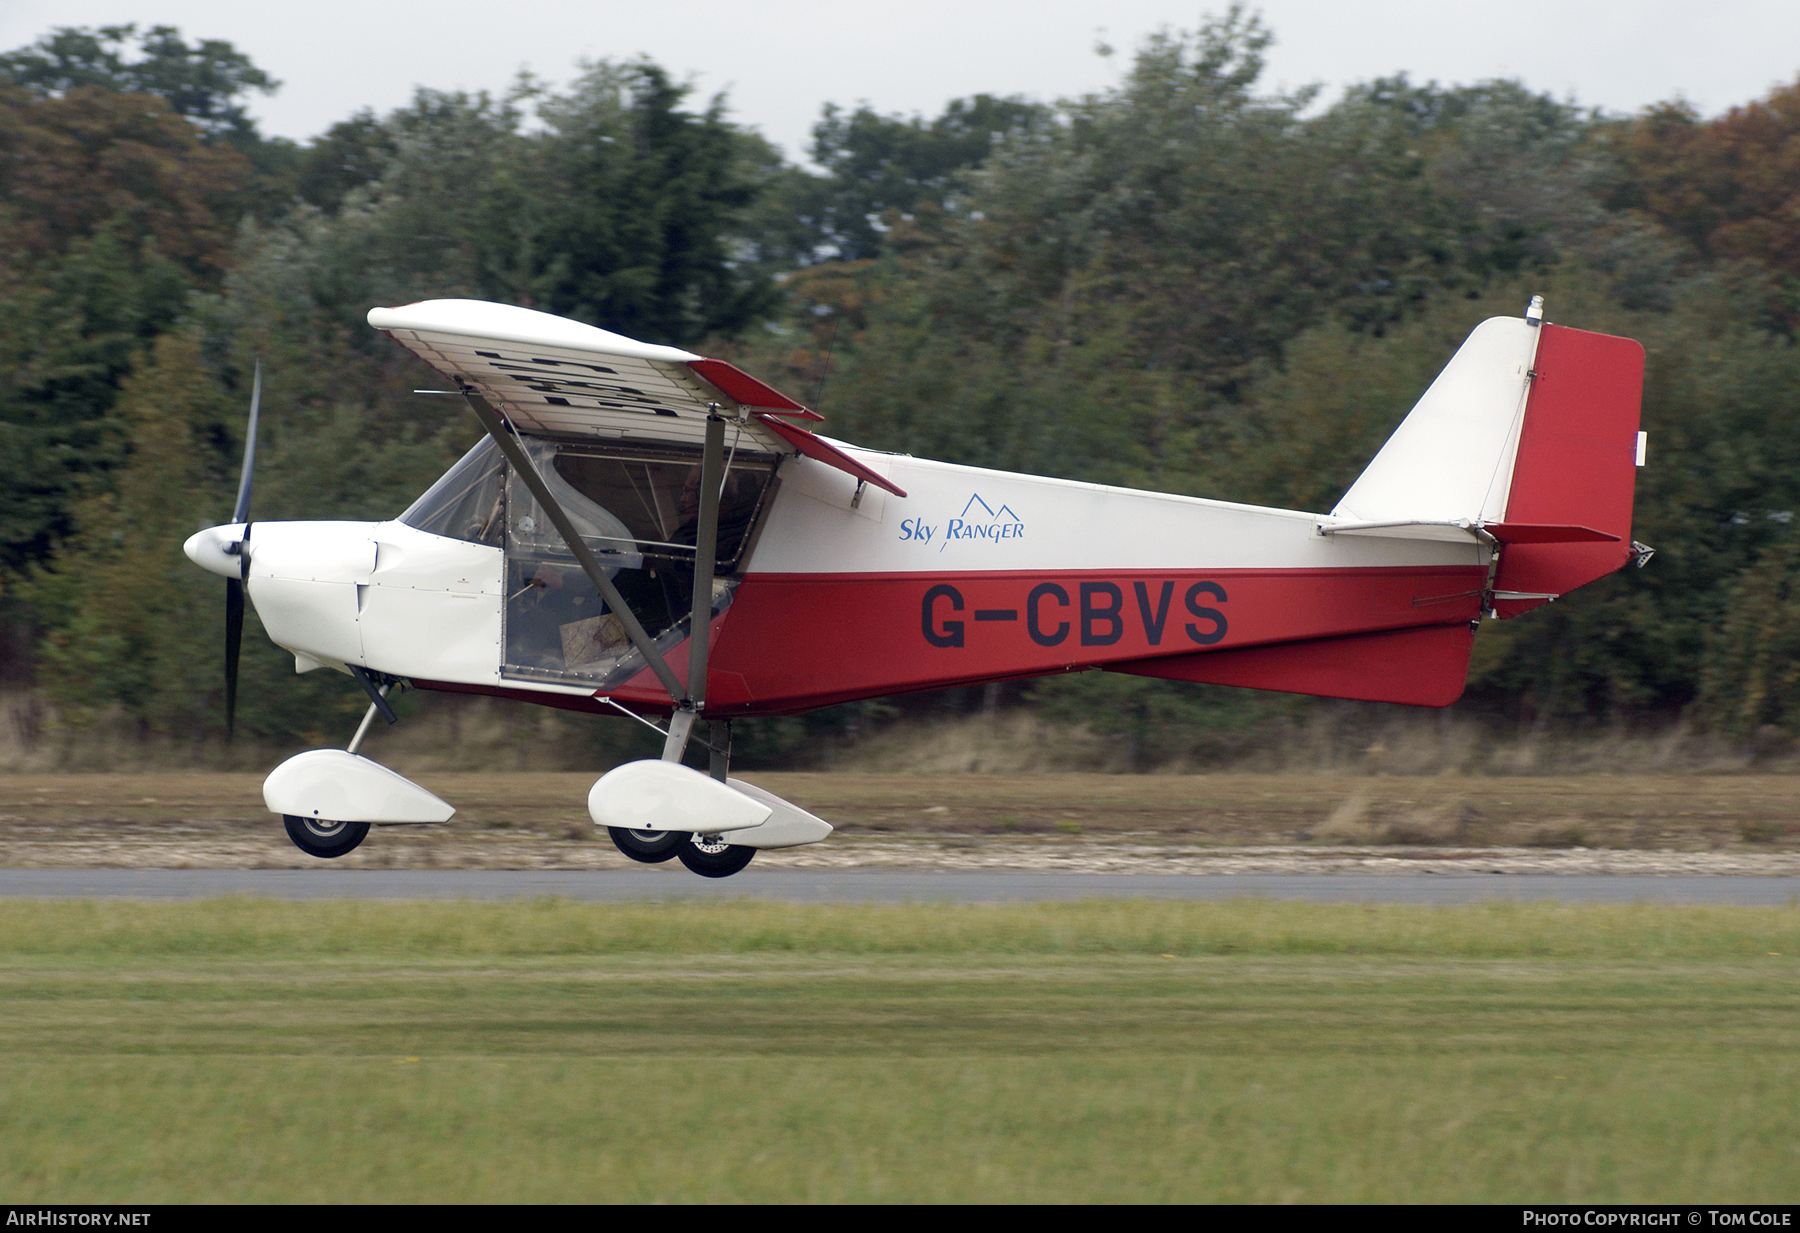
263,750,455,824
587,760,771,834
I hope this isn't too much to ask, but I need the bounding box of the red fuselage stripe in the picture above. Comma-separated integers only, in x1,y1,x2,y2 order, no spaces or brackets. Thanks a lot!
592,565,1486,716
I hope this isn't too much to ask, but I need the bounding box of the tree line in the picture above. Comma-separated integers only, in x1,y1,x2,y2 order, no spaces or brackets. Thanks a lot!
4,12,1800,762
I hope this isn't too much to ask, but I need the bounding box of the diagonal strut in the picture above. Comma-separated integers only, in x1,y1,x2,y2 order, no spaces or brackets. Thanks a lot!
460,389,689,705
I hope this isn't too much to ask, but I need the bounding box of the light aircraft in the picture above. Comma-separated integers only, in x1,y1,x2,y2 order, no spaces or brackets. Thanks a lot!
183,295,1649,876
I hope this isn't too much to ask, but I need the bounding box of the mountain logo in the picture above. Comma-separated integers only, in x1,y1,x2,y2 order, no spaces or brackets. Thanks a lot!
941,493,1024,552
896,493,1026,551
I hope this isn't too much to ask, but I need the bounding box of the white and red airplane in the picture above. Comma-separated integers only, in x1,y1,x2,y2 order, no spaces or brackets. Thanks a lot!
184,295,1648,876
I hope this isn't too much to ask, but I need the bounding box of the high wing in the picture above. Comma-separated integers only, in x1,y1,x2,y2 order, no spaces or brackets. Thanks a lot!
367,299,904,496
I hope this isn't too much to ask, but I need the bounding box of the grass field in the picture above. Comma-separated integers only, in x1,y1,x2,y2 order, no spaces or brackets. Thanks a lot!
2,898,1797,1203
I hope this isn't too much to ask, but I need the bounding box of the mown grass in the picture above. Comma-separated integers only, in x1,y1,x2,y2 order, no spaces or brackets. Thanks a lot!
1,899,1797,1202
3,896,1797,958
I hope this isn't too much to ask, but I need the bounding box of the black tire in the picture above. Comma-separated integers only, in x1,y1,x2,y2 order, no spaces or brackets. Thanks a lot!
607,827,684,864
283,814,370,859
676,834,755,878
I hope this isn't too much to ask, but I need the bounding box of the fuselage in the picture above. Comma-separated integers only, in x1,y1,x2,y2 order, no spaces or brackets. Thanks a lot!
187,441,1490,718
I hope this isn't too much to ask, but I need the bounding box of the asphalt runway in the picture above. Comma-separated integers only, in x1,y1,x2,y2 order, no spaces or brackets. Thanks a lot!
1,868,1797,904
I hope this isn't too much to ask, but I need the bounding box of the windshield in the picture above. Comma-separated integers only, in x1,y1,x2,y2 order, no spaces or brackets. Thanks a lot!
398,438,505,546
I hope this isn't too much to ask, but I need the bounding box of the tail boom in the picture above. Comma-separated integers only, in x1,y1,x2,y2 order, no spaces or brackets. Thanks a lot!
1112,621,1476,708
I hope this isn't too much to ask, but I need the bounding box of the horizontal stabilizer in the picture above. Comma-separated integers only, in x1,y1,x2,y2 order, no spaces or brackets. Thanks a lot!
1317,519,1480,543
1316,519,1619,545
1482,522,1619,545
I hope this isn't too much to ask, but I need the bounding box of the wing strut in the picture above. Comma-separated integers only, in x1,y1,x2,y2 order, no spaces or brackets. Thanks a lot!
460,388,688,706
660,409,727,764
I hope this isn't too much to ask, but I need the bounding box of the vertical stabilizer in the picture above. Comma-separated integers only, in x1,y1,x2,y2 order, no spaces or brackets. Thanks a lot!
1332,317,1539,527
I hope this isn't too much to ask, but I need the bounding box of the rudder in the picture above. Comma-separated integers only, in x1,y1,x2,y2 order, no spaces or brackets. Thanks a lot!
1491,324,1645,616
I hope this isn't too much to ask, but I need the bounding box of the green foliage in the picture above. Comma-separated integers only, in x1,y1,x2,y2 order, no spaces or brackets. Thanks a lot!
292,109,396,215
524,62,775,342
26,331,235,729
0,219,202,565
1698,535,1800,738
275,65,777,345
0,46,268,576
0,23,277,143
9,11,1800,752
800,94,1050,262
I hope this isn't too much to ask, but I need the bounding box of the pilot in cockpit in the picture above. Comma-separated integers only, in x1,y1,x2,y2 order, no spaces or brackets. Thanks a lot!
502,443,768,681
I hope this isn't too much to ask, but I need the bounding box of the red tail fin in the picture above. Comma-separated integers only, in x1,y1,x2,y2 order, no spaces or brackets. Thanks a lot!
1492,324,1645,617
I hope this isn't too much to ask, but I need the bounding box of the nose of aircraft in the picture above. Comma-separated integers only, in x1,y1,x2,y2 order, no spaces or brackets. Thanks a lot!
184,524,248,579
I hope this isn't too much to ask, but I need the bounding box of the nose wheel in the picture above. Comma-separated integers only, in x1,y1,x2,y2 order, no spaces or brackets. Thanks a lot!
676,833,755,878
283,815,370,859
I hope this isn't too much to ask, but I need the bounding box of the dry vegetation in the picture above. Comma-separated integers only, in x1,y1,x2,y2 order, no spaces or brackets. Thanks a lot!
2,767,1799,871
7,692,1800,868
9,690,1796,780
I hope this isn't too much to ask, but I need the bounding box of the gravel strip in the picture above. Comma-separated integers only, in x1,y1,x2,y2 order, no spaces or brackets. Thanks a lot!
4,823,1800,875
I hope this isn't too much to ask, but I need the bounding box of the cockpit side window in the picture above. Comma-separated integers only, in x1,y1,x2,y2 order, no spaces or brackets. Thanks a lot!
398,438,505,546
497,439,780,687
547,445,775,571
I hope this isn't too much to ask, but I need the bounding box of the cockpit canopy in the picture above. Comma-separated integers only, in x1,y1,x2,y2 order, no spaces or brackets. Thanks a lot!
400,436,780,685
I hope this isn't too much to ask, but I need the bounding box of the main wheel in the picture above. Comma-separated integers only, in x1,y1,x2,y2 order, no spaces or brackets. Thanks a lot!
607,827,683,864
676,833,755,878
283,814,370,859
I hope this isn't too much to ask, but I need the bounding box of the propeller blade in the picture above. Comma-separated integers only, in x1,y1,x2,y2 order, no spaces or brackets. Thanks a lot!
232,361,261,525
225,574,243,738
224,361,260,737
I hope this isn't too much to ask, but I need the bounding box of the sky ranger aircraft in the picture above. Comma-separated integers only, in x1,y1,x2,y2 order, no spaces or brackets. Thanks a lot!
183,296,1649,876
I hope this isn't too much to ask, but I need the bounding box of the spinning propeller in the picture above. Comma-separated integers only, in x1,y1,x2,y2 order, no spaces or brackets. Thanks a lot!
180,366,266,732
210,363,261,737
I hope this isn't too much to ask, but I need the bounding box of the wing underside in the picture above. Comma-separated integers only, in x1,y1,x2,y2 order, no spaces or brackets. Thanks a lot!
369,303,779,449
369,300,905,498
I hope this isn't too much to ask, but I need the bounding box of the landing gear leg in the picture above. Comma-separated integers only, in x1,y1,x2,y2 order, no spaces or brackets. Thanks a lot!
674,722,752,876
288,671,400,859
707,719,732,782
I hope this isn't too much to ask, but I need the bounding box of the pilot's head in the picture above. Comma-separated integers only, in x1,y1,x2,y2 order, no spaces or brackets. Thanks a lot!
678,466,741,522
